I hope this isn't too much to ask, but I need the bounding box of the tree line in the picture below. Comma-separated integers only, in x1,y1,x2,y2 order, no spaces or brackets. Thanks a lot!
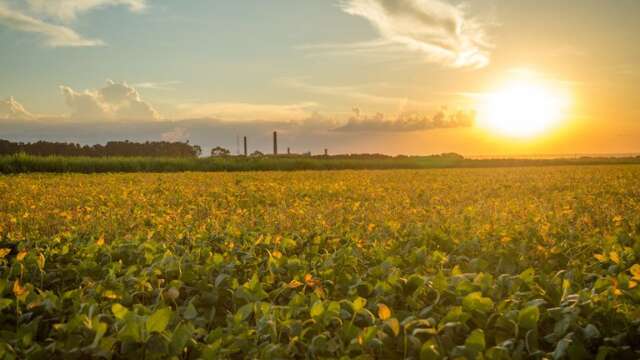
0,139,202,158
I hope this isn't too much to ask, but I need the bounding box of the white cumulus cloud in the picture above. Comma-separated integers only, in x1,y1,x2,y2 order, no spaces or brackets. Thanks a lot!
60,80,160,120
338,0,492,68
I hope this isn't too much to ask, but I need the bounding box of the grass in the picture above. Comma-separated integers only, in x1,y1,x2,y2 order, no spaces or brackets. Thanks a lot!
1,153,639,173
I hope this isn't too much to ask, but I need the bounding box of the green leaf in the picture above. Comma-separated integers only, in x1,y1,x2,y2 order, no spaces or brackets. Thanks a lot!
465,329,486,354
518,305,540,330
420,338,441,360
310,301,324,318
352,297,366,313
234,303,253,321
462,292,494,313
583,324,600,339
118,315,142,342
146,307,172,334
91,322,108,348
552,338,570,360
432,272,448,292
0,298,13,311
184,301,198,320
111,303,128,320
169,323,194,355
519,267,536,284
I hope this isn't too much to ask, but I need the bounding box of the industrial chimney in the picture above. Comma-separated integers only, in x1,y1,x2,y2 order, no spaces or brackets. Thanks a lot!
273,131,278,155
243,136,247,156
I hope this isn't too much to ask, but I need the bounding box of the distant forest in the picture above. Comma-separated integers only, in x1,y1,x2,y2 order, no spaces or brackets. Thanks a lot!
0,139,202,158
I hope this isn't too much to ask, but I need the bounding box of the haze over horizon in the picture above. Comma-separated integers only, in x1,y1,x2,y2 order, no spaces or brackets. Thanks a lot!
1,0,639,156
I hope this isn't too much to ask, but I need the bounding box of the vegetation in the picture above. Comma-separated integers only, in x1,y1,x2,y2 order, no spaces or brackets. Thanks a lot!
0,166,639,358
1,153,640,174
0,139,202,158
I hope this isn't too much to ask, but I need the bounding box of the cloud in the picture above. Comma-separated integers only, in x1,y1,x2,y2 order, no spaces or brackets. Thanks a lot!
60,80,160,120
336,0,492,68
0,0,147,47
0,2,102,47
26,0,147,22
335,107,475,132
0,96,35,120
161,127,189,142
175,101,317,122
133,81,182,91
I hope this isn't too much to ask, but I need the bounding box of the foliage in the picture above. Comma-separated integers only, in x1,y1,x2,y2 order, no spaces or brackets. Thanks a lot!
0,166,639,358
210,147,231,157
2,153,640,174
0,139,201,158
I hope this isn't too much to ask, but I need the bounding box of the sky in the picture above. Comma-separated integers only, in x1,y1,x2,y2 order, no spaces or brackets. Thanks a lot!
0,0,639,156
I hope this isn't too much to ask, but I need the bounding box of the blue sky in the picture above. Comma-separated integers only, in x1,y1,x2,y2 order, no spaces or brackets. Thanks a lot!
1,0,639,155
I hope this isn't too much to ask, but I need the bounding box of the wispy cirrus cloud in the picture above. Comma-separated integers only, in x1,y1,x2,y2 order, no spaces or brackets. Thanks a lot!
26,0,147,22
133,81,182,91
312,0,493,68
0,0,147,47
0,2,102,47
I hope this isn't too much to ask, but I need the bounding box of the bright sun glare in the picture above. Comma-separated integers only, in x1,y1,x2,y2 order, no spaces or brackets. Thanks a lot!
477,77,570,138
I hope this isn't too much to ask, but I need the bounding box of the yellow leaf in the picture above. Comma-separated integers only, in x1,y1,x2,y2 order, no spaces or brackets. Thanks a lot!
37,253,45,270
271,250,282,259
16,250,27,262
13,280,27,298
629,280,637,289
0,248,11,258
609,251,620,265
629,264,640,281
96,235,105,247
451,265,462,276
613,288,622,296
287,280,303,288
378,303,391,320
102,290,120,300
386,318,400,336
593,254,607,262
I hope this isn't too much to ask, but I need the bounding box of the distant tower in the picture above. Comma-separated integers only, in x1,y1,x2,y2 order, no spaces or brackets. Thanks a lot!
324,148,328,156
273,131,278,155
287,147,290,155
243,136,247,156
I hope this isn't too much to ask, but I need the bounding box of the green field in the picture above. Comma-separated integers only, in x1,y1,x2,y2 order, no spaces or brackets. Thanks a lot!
1,153,640,174
0,166,639,359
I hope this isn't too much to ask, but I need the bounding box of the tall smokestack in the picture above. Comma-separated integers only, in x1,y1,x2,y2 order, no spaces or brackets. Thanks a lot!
273,131,278,155
243,136,247,156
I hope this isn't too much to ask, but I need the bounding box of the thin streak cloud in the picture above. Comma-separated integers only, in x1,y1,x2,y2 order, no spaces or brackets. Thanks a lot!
0,2,102,47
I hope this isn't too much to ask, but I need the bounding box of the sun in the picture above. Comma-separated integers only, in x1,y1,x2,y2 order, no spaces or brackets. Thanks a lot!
477,77,570,138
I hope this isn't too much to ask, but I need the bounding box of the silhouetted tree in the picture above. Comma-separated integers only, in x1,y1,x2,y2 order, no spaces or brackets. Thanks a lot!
211,146,231,157
0,139,202,158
